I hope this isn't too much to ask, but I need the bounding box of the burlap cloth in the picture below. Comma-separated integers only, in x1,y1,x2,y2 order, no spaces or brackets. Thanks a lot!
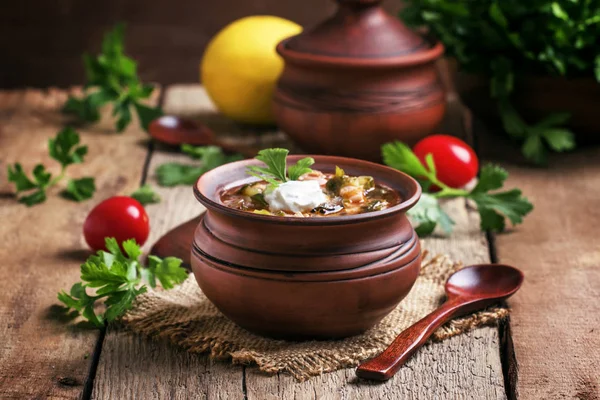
122,251,508,381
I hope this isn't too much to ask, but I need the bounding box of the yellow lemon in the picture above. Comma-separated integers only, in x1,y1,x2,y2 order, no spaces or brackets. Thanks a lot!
201,16,302,124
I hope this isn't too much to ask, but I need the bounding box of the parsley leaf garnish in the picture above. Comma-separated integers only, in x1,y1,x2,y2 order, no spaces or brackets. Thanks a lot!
58,238,187,328
62,177,96,201
246,148,315,185
7,128,95,206
382,141,533,235
155,145,243,187
130,184,161,205
62,23,162,133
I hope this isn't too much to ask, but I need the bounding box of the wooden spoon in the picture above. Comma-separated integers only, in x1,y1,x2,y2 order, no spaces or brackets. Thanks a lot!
148,115,258,157
356,264,524,381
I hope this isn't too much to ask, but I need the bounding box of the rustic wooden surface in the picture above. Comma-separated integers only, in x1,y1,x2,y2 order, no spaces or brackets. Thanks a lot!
91,85,506,399
0,89,152,398
9,85,595,400
478,131,600,399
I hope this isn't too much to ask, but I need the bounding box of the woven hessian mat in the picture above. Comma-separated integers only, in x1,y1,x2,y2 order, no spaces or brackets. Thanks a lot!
122,251,508,381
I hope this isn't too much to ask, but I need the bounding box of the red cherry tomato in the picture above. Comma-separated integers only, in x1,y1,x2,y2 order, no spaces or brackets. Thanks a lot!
83,196,150,251
413,134,479,189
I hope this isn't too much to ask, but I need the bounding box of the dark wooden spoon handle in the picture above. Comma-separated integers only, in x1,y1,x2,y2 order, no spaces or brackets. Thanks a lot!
356,299,461,381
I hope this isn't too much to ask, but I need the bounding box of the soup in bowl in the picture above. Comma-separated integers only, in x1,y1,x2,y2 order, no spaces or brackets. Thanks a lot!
191,153,422,339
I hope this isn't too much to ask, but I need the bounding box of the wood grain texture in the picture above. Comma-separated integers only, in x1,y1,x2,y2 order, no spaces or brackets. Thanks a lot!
479,132,600,399
93,85,506,399
93,328,242,400
0,88,151,399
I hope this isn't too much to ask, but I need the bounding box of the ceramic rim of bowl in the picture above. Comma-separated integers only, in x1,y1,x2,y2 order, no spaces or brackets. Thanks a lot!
276,37,444,68
194,155,422,226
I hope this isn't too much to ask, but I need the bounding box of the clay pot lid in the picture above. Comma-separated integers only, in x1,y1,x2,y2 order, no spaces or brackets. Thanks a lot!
282,0,429,61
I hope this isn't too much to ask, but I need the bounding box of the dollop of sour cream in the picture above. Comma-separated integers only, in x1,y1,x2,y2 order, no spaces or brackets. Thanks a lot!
264,180,328,213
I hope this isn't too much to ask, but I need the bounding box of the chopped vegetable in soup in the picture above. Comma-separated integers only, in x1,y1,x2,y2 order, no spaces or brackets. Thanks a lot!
220,166,401,217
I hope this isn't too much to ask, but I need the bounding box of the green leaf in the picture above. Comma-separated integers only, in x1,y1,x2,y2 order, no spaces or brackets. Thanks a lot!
87,88,117,108
535,112,571,129
114,101,132,133
498,100,526,139
407,193,455,236
550,3,569,21
381,141,429,179
522,135,547,165
130,184,161,205
19,190,47,206
48,128,88,168
595,55,600,82
80,259,130,288
251,148,289,183
470,189,534,232
7,163,37,192
156,146,242,187
62,96,101,123
62,177,96,202
424,153,436,176
133,103,163,132
542,128,576,152
32,164,52,186
181,145,242,170
103,287,144,322
489,3,508,28
121,239,142,261
471,164,508,194
146,255,187,290
155,163,207,186
137,84,155,99
288,157,315,180
104,237,125,258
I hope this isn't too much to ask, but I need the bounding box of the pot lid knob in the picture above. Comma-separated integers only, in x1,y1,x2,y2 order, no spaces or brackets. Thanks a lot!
283,0,428,60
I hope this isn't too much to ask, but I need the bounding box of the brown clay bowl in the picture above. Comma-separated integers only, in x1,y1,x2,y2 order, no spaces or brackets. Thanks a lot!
194,213,418,272
190,155,422,339
192,241,421,339
193,156,421,257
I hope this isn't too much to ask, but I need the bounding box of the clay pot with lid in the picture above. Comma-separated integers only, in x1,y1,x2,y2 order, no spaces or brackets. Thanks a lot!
273,0,446,161
190,155,423,339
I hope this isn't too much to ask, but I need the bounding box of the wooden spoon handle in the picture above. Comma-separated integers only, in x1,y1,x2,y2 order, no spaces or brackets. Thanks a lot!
356,300,460,381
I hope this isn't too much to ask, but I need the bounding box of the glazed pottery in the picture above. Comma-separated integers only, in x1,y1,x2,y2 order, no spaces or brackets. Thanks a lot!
273,0,446,161
191,155,422,339
456,72,600,143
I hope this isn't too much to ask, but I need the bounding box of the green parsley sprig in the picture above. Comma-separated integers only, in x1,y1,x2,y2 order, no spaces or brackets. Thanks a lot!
58,238,187,328
155,145,243,187
7,127,96,206
382,141,533,235
246,148,315,186
130,184,161,205
63,23,162,133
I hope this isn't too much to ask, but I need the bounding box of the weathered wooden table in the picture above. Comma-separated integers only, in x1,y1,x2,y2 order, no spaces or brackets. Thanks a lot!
1,85,598,399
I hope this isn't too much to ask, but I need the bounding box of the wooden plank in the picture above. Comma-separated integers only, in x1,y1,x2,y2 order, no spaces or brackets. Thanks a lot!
91,89,245,399
0,88,150,398
479,131,600,399
93,85,506,399
93,328,242,400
